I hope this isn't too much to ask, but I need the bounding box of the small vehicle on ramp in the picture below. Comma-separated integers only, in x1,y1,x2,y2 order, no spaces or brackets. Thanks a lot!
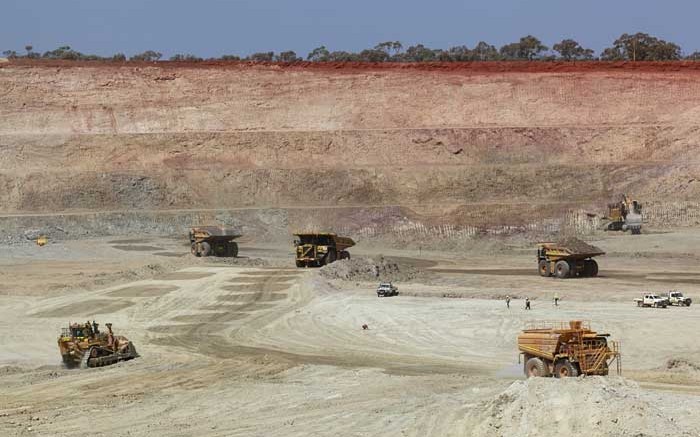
377,282,399,297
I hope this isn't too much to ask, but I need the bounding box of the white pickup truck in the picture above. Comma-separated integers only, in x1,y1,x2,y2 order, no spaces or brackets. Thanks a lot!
634,294,668,308
665,290,692,307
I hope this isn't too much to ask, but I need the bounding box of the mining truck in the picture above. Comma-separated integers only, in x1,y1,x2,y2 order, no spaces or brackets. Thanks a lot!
537,238,604,278
58,321,138,368
293,232,354,267
603,194,643,234
189,226,241,257
518,320,621,378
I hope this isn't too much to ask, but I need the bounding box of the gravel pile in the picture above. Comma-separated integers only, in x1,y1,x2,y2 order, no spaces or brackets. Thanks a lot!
471,377,694,437
665,358,700,372
554,237,604,254
319,256,420,282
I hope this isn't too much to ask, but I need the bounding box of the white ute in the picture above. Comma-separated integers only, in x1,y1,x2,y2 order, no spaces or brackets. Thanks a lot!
665,290,692,307
634,294,668,308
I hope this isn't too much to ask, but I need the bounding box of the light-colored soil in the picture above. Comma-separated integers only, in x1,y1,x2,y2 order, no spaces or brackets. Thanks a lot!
2,233,700,436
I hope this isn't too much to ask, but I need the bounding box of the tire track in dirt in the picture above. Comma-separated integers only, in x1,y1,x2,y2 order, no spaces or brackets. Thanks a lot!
143,267,479,375
145,268,309,365
230,279,501,375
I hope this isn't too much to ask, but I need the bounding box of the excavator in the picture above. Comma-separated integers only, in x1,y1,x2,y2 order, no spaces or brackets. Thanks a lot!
602,194,642,235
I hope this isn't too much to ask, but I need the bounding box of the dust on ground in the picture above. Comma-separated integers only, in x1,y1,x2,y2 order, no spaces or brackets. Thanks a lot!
1,232,700,436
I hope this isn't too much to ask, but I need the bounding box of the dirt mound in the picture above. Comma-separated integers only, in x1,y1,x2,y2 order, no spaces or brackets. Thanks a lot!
665,358,700,372
319,256,420,282
472,377,694,437
0,365,26,375
554,237,604,254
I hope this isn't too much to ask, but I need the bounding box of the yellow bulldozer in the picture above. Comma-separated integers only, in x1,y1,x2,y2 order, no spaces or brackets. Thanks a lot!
603,194,643,235
293,232,354,267
518,320,621,378
58,321,138,368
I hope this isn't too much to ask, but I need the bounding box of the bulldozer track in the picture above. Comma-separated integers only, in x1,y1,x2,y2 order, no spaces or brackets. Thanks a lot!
143,268,312,361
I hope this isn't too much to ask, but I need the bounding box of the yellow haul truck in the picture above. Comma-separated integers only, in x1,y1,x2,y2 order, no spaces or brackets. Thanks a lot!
518,320,621,378
189,226,241,257
294,232,354,268
537,238,605,279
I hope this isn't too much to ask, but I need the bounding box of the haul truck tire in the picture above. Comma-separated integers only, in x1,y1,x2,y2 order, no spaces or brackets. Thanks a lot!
588,260,598,277
555,360,579,378
525,357,547,377
538,260,549,277
227,242,238,257
554,260,570,279
213,242,227,256
199,242,211,257
583,259,595,277
326,249,337,265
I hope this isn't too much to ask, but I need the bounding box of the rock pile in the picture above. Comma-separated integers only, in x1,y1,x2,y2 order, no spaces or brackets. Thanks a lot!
471,377,694,437
319,256,419,282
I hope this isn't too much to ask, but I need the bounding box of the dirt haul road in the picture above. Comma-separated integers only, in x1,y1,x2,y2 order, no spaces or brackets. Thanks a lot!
2,237,700,436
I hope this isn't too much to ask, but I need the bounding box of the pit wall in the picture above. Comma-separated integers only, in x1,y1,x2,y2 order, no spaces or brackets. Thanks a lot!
2,63,700,240
2,202,698,246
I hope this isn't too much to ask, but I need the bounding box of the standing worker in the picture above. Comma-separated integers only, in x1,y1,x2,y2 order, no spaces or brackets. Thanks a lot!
505,295,511,309
554,293,560,307
525,297,531,310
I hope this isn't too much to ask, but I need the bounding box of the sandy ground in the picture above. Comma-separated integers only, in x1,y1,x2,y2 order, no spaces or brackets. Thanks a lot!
2,231,700,436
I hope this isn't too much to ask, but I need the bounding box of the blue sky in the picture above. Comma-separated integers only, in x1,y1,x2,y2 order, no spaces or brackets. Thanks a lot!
3,0,699,58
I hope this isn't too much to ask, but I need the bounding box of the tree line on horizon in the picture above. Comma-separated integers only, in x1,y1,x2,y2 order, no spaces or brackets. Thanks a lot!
4,33,700,63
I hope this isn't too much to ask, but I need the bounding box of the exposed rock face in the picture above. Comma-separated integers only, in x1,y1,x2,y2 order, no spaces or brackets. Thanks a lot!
2,61,700,241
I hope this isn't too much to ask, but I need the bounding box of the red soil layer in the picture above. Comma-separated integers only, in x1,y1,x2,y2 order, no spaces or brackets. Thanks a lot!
5,59,700,75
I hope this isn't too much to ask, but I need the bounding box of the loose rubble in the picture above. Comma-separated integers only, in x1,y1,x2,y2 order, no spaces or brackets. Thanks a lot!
471,377,696,437
319,256,420,282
